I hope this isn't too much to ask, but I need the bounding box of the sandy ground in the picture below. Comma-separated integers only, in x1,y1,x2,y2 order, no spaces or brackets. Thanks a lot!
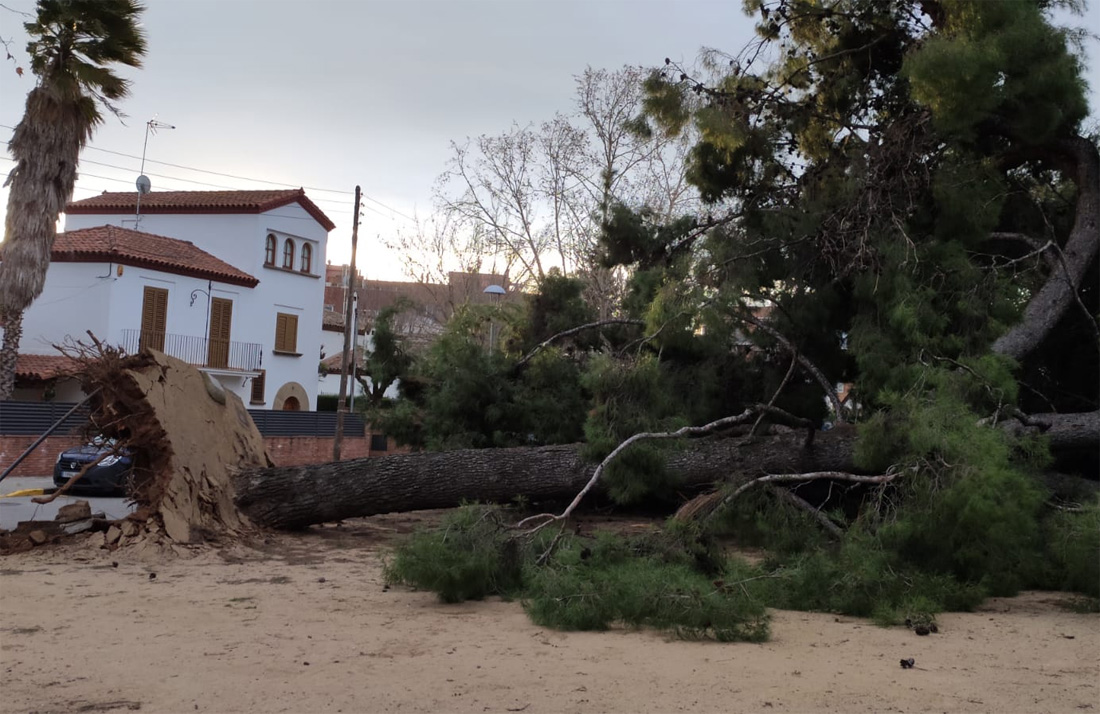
1,514,1097,714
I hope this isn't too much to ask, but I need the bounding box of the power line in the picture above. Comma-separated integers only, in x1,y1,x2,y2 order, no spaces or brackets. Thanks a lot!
0,154,357,207
0,164,395,229
0,125,415,220
0,124,355,195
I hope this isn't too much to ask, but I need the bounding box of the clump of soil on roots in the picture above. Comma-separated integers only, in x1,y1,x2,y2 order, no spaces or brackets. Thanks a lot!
51,341,272,552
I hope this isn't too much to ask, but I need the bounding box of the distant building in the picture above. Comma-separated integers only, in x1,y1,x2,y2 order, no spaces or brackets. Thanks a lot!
316,268,516,400
323,269,513,349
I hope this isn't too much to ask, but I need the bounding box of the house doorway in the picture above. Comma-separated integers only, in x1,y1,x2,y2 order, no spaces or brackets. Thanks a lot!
272,381,308,411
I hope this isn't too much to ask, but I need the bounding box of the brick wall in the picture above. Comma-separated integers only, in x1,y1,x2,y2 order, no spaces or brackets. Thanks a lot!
0,435,384,478
0,435,86,478
264,436,370,467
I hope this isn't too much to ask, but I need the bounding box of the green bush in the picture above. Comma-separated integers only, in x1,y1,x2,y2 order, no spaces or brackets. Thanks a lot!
525,532,769,642
712,487,834,555
751,533,985,621
383,505,524,603
386,513,769,641
880,465,1045,595
1040,500,1100,597
315,394,340,412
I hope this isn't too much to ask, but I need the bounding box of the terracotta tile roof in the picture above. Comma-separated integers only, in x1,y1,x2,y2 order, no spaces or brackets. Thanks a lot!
67,189,336,231
15,354,80,381
53,225,259,287
321,309,366,334
320,349,366,373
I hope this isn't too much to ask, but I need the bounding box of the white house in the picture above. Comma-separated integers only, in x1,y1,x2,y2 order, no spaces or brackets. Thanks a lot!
16,189,333,410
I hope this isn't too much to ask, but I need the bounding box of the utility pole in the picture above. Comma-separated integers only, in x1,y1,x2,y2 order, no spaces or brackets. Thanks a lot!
333,185,361,462
349,291,359,412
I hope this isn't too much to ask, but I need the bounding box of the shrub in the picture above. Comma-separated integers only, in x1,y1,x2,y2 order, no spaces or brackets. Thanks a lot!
1040,500,1100,597
751,533,985,621
711,486,833,555
387,513,770,641
525,532,769,642
383,505,523,603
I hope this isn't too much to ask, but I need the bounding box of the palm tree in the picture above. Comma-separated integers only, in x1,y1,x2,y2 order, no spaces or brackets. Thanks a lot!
0,0,146,399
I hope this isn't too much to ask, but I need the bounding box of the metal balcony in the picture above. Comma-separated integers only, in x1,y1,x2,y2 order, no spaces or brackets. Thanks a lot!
119,329,262,372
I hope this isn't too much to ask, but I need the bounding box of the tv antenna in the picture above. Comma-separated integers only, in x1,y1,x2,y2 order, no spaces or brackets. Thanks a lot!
134,116,175,228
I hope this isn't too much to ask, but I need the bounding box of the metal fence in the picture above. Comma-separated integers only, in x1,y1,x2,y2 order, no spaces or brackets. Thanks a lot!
247,409,365,437
0,401,363,438
0,401,90,436
119,329,263,371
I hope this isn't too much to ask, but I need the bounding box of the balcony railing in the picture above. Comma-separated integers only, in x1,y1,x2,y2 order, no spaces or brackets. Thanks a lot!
119,329,262,372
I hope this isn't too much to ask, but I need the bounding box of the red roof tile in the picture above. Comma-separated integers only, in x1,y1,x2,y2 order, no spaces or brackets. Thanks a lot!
320,349,366,373
15,354,80,381
67,189,336,231
321,309,366,334
52,225,259,287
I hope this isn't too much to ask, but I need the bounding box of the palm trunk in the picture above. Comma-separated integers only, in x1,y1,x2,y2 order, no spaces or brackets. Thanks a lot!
0,308,23,400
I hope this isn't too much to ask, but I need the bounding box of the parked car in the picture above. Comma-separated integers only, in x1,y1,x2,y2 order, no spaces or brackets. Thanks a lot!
53,438,133,496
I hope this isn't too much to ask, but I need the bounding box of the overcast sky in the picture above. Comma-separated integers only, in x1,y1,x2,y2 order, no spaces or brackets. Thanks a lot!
1,0,1097,281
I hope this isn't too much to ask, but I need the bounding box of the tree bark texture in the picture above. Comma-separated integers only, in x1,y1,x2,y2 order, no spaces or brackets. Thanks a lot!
0,308,23,401
993,136,1099,361
234,428,861,530
234,410,1100,530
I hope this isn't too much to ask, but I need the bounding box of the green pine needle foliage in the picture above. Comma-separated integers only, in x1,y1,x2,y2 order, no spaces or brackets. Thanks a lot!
1038,500,1100,598
383,505,524,603
385,508,769,641
524,535,770,642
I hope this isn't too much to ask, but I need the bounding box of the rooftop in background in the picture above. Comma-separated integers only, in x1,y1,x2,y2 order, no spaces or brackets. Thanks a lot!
66,189,336,231
326,271,512,319
15,354,80,382
321,309,367,335
53,225,260,287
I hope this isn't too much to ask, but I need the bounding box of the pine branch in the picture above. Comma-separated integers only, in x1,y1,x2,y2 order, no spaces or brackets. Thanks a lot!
512,319,645,372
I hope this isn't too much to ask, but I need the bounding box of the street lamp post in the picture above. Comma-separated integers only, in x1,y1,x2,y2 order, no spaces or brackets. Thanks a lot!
483,284,505,354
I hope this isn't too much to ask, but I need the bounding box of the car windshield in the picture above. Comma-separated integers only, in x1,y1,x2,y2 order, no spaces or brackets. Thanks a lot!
89,436,118,448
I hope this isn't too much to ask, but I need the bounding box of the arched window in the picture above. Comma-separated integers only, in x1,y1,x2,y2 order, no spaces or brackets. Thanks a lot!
300,243,312,273
264,234,276,266
282,239,295,269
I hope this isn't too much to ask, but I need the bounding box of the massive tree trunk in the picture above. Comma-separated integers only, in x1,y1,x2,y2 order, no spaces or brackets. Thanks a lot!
233,428,860,530
992,136,1099,361
232,412,1100,530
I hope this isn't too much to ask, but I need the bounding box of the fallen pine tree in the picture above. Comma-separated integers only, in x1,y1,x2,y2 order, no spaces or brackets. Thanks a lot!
44,344,1097,544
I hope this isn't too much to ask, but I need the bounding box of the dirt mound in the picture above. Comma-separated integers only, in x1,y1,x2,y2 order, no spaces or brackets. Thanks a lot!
69,347,271,546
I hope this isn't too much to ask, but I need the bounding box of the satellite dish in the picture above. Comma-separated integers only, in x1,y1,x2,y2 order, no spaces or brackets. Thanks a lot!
136,175,151,195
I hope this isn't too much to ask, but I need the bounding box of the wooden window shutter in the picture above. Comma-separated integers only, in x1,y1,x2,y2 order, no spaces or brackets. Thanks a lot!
275,313,288,352
140,286,168,352
274,312,299,354
207,298,232,368
286,314,298,353
250,369,266,404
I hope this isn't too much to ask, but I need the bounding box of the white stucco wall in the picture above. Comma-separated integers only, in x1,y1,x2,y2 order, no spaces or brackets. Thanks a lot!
62,201,329,409
20,262,112,353
20,259,265,405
